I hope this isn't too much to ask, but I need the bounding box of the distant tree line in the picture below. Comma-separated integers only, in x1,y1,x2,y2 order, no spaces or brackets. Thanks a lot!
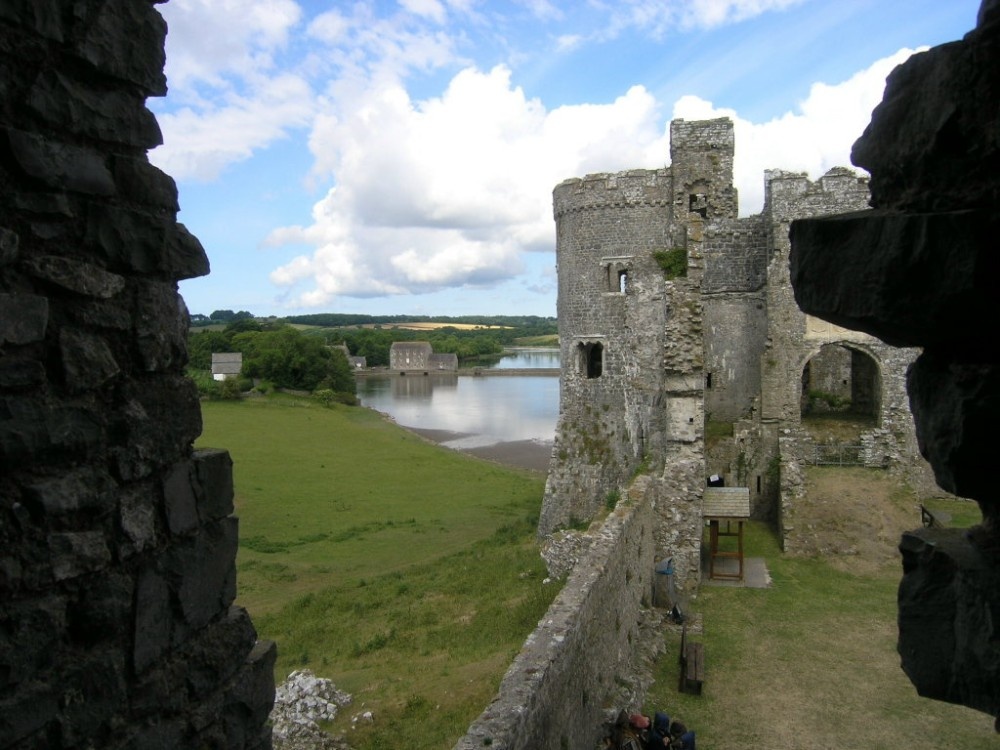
188,311,558,372
190,309,255,327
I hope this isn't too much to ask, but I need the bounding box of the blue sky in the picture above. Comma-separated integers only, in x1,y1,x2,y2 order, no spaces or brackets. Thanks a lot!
149,0,982,319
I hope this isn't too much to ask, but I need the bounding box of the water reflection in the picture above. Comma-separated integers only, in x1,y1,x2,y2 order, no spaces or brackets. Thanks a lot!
485,348,560,370
389,373,458,399
358,373,558,448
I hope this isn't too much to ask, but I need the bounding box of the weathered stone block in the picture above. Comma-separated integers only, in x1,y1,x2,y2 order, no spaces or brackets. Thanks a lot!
57,648,127,745
852,29,1000,212
85,204,167,275
68,572,132,645
0,680,59,746
163,459,199,536
59,327,120,392
907,354,1000,513
135,281,188,372
0,227,18,264
133,566,172,674
0,595,65,689
48,531,110,581
899,528,1000,721
789,209,998,348
112,157,179,212
131,657,189,718
183,606,257,700
0,0,65,42
0,293,48,345
166,222,211,280
168,518,239,632
226,639,278,731
69,297,132,331
119,483,158,556
111,376,202,481
23,466,117,516
69,0,167,96
0,358,46,389
193,449,235,523
5,129,115,195
24,254,126,298
27,70,162,148
124,716,188,750
0,398,102,469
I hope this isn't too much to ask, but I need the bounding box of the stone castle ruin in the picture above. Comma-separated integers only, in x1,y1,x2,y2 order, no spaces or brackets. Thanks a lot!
4,1,998,748
539,117,931,597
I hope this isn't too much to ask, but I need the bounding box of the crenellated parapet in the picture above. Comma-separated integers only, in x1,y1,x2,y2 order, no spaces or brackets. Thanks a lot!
553,169,672,218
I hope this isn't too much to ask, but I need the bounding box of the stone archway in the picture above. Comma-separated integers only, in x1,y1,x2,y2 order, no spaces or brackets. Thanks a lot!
799,343,881,434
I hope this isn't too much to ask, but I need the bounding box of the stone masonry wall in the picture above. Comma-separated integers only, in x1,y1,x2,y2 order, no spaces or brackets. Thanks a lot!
0,3,274,748
540,171,674,534
455,481,658,750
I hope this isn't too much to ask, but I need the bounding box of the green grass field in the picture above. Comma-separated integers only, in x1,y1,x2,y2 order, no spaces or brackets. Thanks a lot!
196,395,556,748
646,511,996,749
200,399,996,748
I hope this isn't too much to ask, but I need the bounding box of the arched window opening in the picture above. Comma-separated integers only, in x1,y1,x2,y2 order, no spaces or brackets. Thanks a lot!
619,270,628,293
578,342,604,379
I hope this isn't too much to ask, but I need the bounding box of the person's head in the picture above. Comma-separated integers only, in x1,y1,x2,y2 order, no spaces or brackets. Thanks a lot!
629,713,650,731
653,712,671,733
669,720,687,737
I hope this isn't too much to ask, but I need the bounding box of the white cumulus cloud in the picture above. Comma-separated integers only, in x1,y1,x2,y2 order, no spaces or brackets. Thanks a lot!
673,47,924,214
266,66,667,306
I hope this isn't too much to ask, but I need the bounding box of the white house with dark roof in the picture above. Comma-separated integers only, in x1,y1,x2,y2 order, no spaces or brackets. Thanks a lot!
211,352,242,381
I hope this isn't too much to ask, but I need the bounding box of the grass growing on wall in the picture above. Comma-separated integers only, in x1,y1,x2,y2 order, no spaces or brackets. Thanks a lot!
653,247,688,279
197,395,556,748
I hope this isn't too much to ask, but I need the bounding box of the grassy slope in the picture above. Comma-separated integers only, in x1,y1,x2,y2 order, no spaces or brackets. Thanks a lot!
196,395,556,748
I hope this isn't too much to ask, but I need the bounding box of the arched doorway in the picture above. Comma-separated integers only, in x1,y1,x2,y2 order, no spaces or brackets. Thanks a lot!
800,344,880,441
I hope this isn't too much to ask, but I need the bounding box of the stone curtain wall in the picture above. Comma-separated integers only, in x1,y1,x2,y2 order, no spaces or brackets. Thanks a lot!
455,482,657,750
0,3,274,748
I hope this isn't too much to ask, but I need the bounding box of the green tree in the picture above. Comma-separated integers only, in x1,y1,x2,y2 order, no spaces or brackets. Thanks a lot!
232,326,356,394
187,329,232,370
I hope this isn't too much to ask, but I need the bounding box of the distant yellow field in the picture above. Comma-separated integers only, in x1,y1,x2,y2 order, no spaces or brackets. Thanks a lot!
357,322,511,331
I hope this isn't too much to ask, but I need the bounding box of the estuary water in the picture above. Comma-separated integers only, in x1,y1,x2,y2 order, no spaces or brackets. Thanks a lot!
356,348,560,469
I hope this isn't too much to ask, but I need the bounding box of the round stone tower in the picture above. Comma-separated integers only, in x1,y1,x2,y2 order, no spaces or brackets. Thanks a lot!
540,169,676,534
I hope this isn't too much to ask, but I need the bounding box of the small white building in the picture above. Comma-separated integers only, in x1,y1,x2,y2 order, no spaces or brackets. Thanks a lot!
211,352,242,381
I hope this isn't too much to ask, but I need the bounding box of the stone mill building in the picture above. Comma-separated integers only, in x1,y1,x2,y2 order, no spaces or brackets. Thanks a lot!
539,117,931,596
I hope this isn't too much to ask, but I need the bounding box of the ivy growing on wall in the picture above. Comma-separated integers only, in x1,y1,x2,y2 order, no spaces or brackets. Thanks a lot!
653,247,688,279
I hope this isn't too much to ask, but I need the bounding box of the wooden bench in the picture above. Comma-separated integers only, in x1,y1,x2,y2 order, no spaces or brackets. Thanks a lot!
678,623,704,695
921,504,943,528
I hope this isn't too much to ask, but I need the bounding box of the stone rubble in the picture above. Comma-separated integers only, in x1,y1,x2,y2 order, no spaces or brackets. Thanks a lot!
271,670,355,750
